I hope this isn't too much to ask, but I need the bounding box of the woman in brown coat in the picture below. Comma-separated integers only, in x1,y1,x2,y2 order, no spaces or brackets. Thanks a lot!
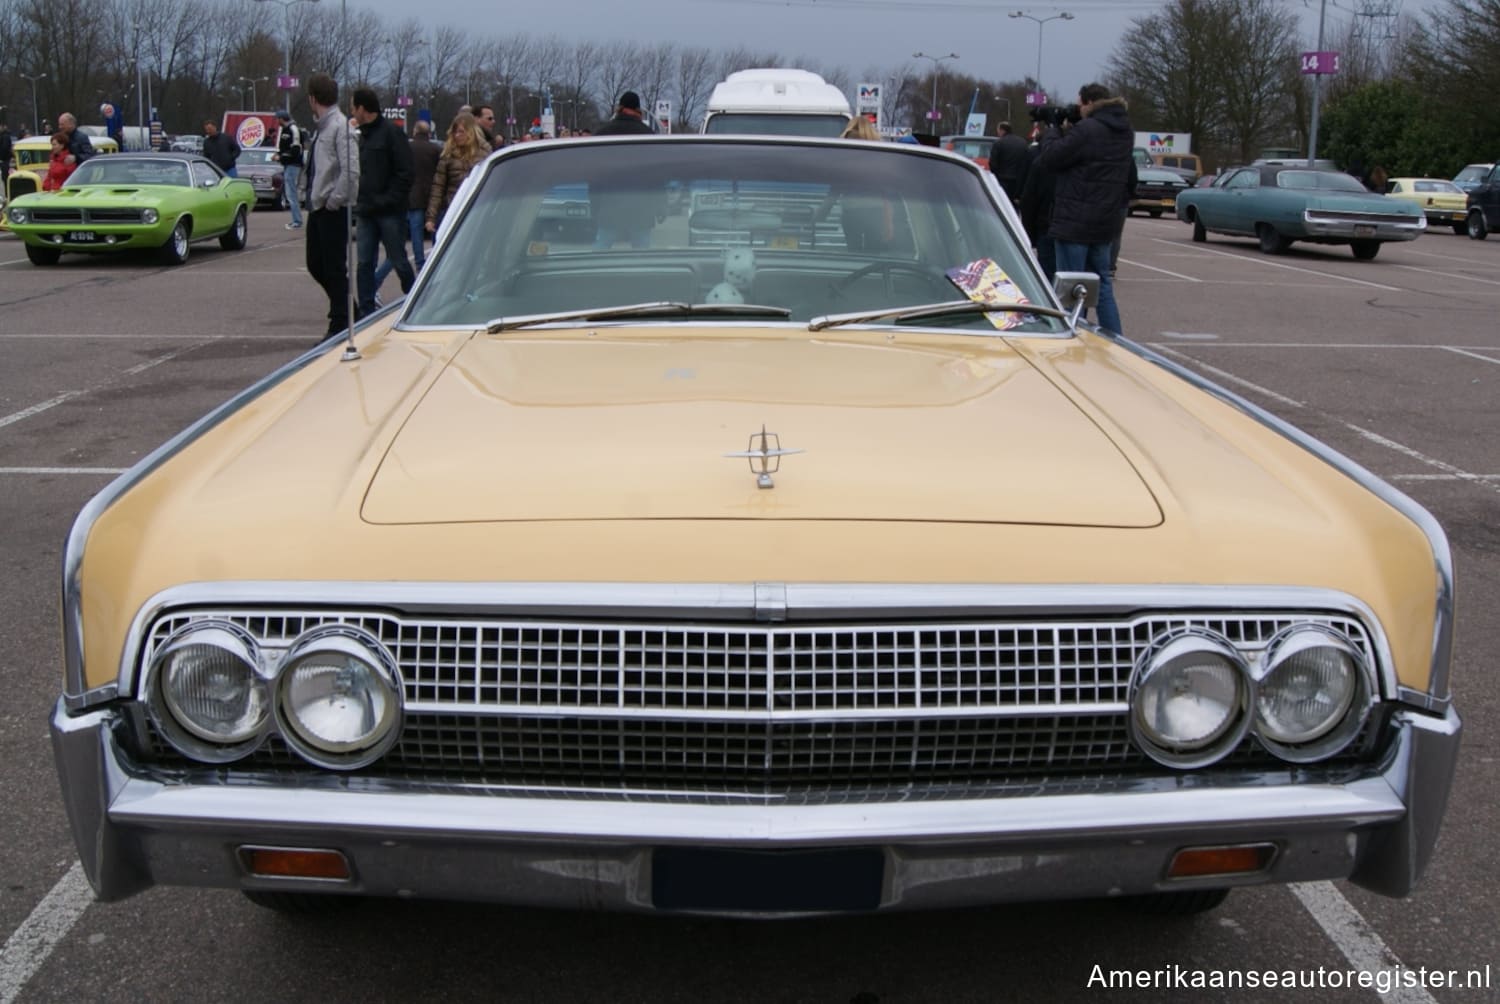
425,111,492,235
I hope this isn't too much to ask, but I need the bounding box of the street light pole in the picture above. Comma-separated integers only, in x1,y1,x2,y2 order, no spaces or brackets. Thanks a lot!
1007,10,1074,94
252,0,320,114
912,51,959,130
22,72,47,136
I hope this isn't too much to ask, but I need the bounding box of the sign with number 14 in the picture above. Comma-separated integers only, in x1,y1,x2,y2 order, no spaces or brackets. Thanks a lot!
1300,51,1341,75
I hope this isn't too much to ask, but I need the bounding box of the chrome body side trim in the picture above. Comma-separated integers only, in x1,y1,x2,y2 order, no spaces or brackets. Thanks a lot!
49,699,1460,909
1111,335,1454,707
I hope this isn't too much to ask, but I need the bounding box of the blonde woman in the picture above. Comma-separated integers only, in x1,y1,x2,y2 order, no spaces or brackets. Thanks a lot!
841,116,882,141
425,112,493,235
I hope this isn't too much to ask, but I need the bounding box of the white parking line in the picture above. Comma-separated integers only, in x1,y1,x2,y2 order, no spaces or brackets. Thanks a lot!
1393,263,1500,286
0,863,94,1004
1147,238,1404,291
1120,258,1203,281
1152,346,1305,408
1290,882,1439,1004
1442,346,1500,365
1349,422,1500,496
0,393,85,430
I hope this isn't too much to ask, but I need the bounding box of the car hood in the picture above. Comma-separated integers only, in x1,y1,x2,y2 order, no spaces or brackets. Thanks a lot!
361,331,1163,527
25,186,172,205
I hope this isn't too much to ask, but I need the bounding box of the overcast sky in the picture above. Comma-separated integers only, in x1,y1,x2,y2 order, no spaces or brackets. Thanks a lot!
347,0,1436,107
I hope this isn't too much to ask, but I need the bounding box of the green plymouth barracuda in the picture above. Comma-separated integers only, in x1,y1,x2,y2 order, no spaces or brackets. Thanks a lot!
1175,164,1426,259
5,153,253,266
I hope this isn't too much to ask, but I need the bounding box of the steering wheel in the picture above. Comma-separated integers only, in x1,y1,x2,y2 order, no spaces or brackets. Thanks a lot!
829,261,952,300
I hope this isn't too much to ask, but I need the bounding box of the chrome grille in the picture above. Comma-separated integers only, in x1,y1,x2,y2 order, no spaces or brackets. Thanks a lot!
138,608,1377,793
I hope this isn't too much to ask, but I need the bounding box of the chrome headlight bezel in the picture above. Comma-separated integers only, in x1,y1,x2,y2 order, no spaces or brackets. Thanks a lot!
1253,625,1373,763
1129,629,1252,770
274,624,404,771
141,208,159,224
145,620,270,763
8,207,28,225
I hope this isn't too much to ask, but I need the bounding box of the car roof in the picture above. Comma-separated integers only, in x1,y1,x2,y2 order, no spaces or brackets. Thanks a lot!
1138,168,1187,181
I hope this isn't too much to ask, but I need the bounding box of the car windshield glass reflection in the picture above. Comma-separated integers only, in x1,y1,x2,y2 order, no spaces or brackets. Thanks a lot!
67,158,191,188
404,139,1058,334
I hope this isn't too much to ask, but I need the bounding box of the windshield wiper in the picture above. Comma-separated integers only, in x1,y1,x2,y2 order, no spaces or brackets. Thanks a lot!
808,299,1066,332
486,301,792,333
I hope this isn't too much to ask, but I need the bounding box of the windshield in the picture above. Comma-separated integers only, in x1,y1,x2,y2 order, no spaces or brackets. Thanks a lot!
17,148,51,168
1454,166,1489,183
1276,170,1367,193
403,138,1058,334
702,114,852,137
1411,180,1460,193
67,158,191,187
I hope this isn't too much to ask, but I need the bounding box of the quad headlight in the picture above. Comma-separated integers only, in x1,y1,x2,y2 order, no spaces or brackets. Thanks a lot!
148,621,269,762
275,625,403,770
141,208,159,224
1254,626,1369,762
8,207,28,225
1129,631,1251,769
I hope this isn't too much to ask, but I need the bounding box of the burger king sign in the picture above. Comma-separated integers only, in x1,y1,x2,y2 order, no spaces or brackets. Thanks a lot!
221,111,282,149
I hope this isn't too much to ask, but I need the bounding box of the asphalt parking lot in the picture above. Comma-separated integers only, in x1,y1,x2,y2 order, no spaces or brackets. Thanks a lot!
1,209,1496,1003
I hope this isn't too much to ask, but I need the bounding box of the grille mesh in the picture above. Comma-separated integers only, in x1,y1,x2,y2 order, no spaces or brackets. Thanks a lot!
137,608,1378,794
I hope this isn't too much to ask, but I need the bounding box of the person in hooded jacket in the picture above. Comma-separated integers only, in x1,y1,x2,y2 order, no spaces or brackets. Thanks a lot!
1035,83,1133,334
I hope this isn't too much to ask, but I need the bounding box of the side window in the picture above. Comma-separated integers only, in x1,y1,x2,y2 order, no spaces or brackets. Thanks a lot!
1226,170,1258,190
191,162,221,187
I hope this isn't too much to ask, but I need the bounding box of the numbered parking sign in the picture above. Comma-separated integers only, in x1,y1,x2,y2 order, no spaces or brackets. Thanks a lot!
1300,51,1340,75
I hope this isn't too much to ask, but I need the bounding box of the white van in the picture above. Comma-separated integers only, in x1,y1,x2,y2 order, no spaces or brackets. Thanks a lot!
701,69,852,137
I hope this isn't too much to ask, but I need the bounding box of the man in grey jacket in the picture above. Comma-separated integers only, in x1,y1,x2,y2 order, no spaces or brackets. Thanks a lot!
303,73,361,338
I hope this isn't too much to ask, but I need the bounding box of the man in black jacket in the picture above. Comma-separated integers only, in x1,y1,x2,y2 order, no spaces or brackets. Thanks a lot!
988,121,1030,205
350,88,414,316
591,91,660,249
274,109,305,229
1035,83,1132,333
201,120,239,176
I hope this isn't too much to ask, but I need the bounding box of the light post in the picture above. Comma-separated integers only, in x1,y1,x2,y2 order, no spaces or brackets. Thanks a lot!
237,77,269,111
252,0,320,113
911,52,959,130
1008,11,1074,93
21,72,47,135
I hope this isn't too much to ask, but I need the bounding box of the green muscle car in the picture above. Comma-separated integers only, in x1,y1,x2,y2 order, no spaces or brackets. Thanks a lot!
5,153,253,266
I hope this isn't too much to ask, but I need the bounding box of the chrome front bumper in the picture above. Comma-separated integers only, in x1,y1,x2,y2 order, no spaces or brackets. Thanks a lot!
51,700,1460,914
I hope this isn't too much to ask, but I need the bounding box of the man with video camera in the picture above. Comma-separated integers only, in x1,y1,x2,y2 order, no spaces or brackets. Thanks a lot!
1034,83,1133,334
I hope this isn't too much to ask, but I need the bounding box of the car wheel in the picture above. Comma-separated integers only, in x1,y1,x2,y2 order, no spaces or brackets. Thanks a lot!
1350,239,1380,261
1191,216,1206,243
241,890,360,914
275,188,288,212
1451,222,1467,235
161,219,191,265
1149,209,1162,218
220,207,248,251
1121,888,1230,916
1256,224,1290,255
1467,210,1489,240
25,243,61,266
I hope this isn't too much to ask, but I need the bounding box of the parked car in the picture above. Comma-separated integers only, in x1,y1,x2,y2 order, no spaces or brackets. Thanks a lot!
1384,177,1469,235
941,134,991,170
1130,167,1190,216
51,134,1458,921
1175,164,1426,259
1452,162,1493,194
235,146,287,209
6,153,253,265
169,135,205,154
1153,152,1202,183
1465,162,1500,239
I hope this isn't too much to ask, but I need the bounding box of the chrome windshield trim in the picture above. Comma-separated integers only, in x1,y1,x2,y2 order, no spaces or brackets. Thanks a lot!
61,341,348,702
1114,335,1453,705
109,582,1398,708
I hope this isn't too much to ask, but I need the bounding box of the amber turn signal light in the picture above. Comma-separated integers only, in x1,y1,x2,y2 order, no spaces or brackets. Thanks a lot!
1167,843,1275,879
240,846,351,880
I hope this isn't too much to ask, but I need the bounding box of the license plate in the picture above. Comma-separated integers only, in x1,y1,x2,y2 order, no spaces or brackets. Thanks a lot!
652,847,884,912
1354,224,1376,237
67,231,99,243
566,205,587,217
1160,199,1175,206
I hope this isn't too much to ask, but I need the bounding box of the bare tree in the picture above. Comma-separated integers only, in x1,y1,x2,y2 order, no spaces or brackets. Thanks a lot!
1214,0,1301,161
675,45,715,131
1106,0,1223,138
554,39,598,132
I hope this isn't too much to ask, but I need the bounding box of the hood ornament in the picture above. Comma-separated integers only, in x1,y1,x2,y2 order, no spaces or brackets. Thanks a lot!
725,425,804,489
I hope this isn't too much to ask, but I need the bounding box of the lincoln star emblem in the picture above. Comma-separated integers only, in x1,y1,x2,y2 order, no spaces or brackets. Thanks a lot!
724,425,804,489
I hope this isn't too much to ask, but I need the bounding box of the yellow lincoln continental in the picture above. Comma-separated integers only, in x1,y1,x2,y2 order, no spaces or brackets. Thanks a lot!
52,135,1459,918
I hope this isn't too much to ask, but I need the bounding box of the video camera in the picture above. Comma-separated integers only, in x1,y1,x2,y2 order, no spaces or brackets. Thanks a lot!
1027,104,1083,128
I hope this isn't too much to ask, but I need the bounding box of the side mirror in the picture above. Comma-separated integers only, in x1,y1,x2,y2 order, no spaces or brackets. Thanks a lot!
1053,271,1099,329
